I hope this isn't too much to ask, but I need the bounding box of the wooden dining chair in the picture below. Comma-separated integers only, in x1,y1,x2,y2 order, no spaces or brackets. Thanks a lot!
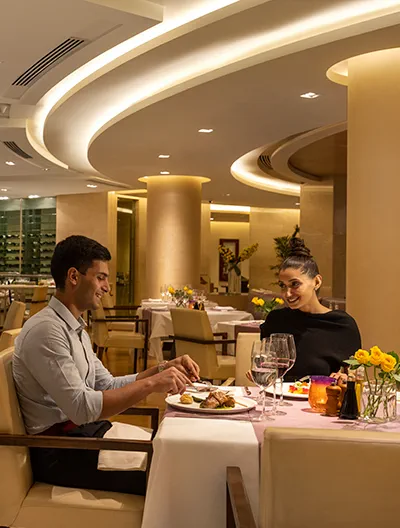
0,328,21,352
1,301,25,333
91,305,149,372
170,308,236,382
260,427,400,528
235,333,259,386
0,346,157,528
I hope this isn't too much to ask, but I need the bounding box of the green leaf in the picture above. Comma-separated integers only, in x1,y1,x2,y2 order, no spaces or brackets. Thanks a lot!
344,359,359,366
392,373,400,382
378,372,385,379
349,364,359,370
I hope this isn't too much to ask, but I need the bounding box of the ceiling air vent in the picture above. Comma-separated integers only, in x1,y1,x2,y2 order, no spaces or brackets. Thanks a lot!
12,37,87,87
3,141,33,159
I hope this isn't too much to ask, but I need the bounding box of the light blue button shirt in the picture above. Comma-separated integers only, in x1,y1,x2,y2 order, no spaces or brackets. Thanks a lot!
13,296,137,434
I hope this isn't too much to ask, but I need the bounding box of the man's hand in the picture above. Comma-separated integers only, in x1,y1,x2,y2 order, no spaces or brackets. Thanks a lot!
167,355,200,381
151,367,191,395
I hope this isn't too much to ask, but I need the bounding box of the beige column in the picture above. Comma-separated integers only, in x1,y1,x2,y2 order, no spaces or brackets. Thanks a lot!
56,191,117,290
300,185,333,298
329,48,400,349
140,175,209,298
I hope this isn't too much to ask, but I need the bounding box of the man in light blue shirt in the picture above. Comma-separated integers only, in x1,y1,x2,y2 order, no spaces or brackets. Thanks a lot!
13,235,199,494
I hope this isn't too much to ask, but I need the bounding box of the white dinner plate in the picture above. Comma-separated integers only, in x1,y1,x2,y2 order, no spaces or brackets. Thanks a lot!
265,381,310,400
166,393,256,414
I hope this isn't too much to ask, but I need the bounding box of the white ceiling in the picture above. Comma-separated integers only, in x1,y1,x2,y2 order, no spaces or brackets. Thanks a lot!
1,0,400,204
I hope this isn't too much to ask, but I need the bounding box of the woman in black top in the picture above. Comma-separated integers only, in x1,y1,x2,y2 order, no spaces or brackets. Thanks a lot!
260,237,361,381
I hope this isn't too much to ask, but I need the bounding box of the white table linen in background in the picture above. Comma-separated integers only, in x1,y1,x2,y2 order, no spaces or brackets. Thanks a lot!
138,308,254,361
141,416,259,528
214,319,262,355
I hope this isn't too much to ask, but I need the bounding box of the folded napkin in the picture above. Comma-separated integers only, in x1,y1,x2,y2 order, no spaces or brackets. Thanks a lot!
213,306,234,311
97,422,152,472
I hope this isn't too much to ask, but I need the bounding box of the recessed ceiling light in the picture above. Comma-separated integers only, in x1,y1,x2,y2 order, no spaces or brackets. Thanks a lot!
225,193,230,197
42,168,50,171
0,189,8,192
87,184,97,188
295,202,300,206
5,161,15,166
300,92,320,99
28,195,40,199
198,128,213,133
0,196,9,201
158,154,170,159
210,217,215,221
160,171,170,175
210,204,250,213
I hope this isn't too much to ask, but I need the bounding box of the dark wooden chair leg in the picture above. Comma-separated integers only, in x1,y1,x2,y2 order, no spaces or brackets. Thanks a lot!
133,349,138,373
143,346,148,371
93,343,98,355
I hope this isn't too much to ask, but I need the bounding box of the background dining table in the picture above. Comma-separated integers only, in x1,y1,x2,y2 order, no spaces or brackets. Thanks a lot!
140,387,400,528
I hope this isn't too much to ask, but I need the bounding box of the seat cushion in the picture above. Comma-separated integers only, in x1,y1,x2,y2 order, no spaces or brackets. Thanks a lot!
108,322,137,332
105,331,145,349
13,483,144,528
215,355,236,380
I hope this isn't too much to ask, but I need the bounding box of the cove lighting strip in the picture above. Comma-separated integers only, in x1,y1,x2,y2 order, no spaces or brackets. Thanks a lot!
210,204,250,213
26,0,240,170
27,0,400,180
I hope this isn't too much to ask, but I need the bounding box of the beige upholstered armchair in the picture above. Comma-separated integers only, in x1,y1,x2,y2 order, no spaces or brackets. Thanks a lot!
2,301,25,333
91,305,149,372
0,347,158,528
170,308,235,382
235,333,259,387
260,427,400,528
27,286,48,318
0,328,21,352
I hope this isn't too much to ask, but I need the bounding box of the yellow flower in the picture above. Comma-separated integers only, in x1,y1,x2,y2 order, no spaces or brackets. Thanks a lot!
187,289,193,295
354,349,370,365
251,297,259,305
168,286,175,295
369,346,384,366
183,286,188,291
275,298,284,305
258,299,265,307
381,354,397,373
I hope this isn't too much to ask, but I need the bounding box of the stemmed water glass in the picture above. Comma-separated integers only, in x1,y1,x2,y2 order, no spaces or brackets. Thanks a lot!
250,340,278,421
269,333,296,415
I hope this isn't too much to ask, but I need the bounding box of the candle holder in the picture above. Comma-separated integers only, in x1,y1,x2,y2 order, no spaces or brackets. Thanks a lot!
308,375,336,413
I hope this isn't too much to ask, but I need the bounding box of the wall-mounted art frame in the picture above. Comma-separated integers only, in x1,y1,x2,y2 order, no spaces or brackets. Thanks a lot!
219,238,239,282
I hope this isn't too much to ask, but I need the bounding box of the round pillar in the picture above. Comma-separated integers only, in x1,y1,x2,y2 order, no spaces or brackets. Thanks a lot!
140,175,210,298
328,48,400,349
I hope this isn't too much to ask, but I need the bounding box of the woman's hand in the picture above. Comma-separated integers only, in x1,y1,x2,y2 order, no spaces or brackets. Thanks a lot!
167,355,200,381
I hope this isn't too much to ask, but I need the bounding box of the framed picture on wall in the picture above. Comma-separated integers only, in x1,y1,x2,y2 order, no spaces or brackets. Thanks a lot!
219,238,239,282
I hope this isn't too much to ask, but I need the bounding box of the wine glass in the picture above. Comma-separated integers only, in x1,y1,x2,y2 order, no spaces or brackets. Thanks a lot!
251,340,278,421
269,333,296,414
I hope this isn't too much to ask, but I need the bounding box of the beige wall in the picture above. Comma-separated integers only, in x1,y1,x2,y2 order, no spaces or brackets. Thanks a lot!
56,191,117,290
133,198,147,304
249,208,300,292
209,221,250,290
200,203,211,278
300,185,333,298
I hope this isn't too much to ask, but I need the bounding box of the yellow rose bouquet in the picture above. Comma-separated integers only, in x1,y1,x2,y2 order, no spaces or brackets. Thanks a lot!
218,242,259,276
169,285,193,308
344,346,399,422
251,296,284,319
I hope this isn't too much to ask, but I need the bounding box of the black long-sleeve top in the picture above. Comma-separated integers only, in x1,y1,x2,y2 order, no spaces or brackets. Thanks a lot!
260,308,361,381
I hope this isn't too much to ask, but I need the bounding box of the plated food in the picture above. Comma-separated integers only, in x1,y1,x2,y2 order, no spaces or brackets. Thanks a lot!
167,389,256,414
180,394,194,404
288,381,310,395
265,381,310,400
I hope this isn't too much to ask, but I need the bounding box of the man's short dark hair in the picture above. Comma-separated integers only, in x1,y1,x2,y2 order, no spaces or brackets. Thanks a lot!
51,235,111,290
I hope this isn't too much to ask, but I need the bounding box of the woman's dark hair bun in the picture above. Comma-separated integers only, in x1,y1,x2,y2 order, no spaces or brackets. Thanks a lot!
288,237,312,259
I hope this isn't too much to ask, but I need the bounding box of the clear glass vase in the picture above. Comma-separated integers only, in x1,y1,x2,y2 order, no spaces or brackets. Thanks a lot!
360,380,397,423
227,266,241,294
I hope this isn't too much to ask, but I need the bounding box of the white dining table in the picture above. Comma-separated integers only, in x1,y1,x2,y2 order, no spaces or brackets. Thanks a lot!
138,307,254,362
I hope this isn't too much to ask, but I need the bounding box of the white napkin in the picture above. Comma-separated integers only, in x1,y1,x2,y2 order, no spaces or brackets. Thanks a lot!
213,306,234,311
98,422,152,472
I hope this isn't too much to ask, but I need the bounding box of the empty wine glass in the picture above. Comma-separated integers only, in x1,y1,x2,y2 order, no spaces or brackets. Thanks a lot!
251,340,278,421
269,333,296,414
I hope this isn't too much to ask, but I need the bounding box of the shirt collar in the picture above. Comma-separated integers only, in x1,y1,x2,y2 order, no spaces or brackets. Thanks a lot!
49,296,86,332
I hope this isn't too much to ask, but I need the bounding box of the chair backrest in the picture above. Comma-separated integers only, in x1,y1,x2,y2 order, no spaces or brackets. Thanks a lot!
260,427,400,528
170,309,219,378
91,305,109,347
102,292,116,315
3,300,26,331
29,286,48,317
0,328,22,352
235,333,259,386
0,347,33,526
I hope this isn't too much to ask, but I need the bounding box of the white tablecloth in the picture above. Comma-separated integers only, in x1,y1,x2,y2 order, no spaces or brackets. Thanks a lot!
141,416,259,528
139,309,254,361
